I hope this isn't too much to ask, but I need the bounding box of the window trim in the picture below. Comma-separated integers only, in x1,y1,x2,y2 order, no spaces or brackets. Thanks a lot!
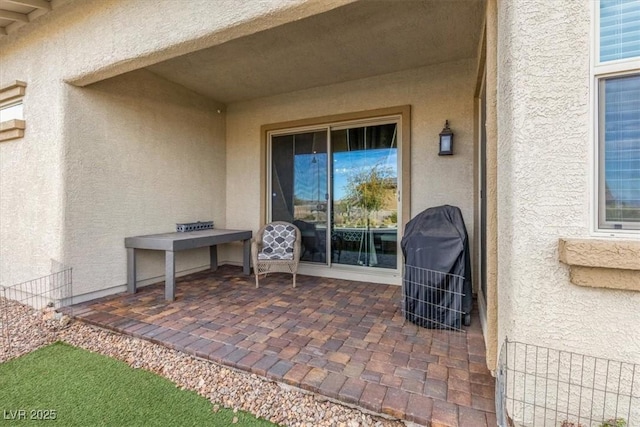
0,80,26,142
592,1,640,235
559,238,640,292
0,118,25,141
0,80,26,105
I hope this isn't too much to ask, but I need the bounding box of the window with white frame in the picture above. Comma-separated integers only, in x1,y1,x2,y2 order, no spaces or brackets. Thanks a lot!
595,0,640,231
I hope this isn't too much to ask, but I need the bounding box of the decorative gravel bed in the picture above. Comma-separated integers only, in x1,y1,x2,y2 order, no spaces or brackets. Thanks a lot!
1,299,406,427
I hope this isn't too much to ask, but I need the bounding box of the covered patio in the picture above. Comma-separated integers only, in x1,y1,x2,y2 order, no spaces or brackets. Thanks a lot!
69,266,495,426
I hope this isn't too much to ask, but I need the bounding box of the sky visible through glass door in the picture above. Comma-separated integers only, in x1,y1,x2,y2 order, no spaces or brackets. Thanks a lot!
294,149,397,201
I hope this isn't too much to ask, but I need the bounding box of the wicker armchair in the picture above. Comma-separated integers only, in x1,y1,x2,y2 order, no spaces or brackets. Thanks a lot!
251,221,301,288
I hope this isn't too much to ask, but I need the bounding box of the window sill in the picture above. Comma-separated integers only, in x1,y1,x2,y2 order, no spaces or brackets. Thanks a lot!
0,119,25,142
0,80,26,103
558,238,640,292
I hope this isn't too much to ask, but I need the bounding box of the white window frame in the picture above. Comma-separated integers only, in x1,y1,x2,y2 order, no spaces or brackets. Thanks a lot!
591,0,640,236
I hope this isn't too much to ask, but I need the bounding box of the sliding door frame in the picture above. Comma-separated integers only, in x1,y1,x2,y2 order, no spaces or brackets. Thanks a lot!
260,105,411,282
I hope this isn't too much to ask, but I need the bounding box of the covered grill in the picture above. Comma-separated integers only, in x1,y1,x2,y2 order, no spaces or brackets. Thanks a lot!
401,205,472,329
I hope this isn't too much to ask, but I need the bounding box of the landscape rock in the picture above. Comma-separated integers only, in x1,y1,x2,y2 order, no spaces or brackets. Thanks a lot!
1,298,404,427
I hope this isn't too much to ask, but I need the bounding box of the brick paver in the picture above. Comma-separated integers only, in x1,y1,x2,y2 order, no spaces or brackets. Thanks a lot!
69,265,495,426
318,372,348,399
338,377,367,404
381,387,410,418
406,393,434,425
432,399,460,427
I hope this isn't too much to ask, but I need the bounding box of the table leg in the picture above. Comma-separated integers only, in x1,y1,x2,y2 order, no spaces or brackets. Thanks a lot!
127,248,137,294
209,245,218,271
243,239,251,275
165,250,175,301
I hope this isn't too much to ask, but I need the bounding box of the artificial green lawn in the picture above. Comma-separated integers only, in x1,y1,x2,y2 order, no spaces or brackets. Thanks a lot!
0,342,276,426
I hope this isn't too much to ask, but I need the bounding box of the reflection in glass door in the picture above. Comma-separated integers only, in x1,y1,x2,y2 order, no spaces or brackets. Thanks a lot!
271,130,328,264
331,124,398,269
269,120,399,271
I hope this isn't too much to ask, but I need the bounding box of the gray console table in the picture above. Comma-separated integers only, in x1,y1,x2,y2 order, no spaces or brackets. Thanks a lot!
125,229,252,301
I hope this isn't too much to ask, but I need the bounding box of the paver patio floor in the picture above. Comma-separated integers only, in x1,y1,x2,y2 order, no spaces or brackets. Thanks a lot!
69,265,496,426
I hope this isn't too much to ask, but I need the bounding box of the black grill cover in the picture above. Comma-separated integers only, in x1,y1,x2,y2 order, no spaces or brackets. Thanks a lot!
401,205,472,329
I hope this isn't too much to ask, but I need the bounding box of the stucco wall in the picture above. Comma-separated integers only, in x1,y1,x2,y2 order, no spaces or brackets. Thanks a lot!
0,0,354,87
0,0,349,296
496,0,640,366
0,38,68,288
224,59,477,282
51,0,354,88
62,70,225,298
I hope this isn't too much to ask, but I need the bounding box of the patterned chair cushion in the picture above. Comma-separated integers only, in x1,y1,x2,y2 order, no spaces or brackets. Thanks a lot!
259,223,297,260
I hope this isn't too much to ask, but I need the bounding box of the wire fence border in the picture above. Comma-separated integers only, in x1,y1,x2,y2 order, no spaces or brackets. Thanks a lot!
0,268,73,356
497,338,639,427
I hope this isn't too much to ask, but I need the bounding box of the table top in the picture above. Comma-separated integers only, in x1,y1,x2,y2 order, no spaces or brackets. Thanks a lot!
125,229,252,251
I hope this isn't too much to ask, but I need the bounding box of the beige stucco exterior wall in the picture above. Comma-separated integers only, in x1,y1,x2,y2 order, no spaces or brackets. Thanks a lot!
483,0,499,371
0,0,352,294
62,70,225,299
0,0,355,89
224,59,478,281
0,46,66,287
496,0,640,367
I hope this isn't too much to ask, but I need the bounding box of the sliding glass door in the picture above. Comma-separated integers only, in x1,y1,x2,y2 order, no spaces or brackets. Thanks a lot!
271,130,329,263
331,123,398,269
269,119,399,272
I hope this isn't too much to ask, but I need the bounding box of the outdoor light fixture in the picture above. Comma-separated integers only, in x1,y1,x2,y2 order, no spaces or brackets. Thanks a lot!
439,120,454,156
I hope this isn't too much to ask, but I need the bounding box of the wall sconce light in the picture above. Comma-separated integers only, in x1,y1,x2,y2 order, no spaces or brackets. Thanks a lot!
439,120,454,156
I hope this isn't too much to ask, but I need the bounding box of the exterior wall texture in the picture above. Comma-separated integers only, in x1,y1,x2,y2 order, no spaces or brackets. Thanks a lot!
2,1,639,419
62,70,225,298
0,28,67,288
496,0,640,366
224,59,478,284
483,0,499,371
0,0,351,295
57,0,355,87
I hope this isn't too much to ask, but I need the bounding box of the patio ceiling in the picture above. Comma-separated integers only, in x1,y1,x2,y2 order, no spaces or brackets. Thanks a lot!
0,0,51,36
146,0,485,104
